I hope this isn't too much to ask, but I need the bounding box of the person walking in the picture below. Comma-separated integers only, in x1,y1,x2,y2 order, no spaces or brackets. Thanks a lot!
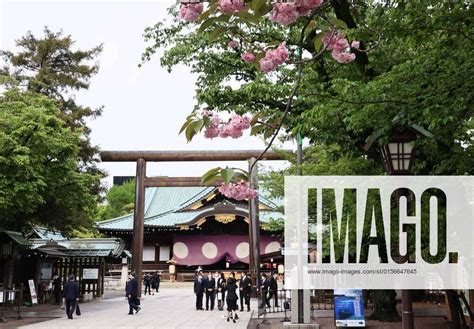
217,272,226,311
268,272,279,307
194,271,204,310
259,273,271,308
126,272,141,315
143,273,152,296
52,273,62,305
239,271,251,312
225,276,239,323
204,272,215,310
63,274,79,320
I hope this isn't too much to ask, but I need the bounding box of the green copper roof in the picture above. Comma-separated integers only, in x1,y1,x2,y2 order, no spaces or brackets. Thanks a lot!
0,230,31,246
30,238,127,258
96,186,283,231
28,226,66,240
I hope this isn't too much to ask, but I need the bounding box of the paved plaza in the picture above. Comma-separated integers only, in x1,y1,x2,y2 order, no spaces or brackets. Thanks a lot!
19,288,256,329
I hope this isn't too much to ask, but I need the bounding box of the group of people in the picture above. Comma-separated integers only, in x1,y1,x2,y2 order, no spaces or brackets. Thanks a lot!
258,272,279,308
194,271,250,323
143,271,161,295
193,271,280,323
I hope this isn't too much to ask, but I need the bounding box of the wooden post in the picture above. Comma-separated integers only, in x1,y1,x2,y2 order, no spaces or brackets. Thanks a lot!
248,157,261,296
132,158,146,298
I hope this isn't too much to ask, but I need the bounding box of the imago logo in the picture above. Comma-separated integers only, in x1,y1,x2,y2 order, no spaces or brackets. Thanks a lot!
284,176,473,290
311,187,456,265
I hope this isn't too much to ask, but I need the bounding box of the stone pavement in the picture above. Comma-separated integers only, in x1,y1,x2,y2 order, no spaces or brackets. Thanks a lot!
19,288,256,329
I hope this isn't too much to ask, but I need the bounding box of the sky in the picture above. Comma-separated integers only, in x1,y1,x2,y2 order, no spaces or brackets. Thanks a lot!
0,0,292,189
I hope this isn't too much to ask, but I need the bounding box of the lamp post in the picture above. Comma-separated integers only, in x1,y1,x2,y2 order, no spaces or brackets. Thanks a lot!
379,126,417,329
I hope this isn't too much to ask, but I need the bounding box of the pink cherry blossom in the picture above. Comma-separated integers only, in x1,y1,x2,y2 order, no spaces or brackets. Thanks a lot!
297,0,324,16
351,40,360,49
228,40,238,49
323,32,358,64
218,181,258,200
179,3,204,22
204,116,221,139
275,42,289,63
259,42,288,72
218,0,244,15
270,2,300,25
323,32,350,52
230,114,251,130
241,52,255,63
259,58,276,73
331,51,356,63
218,125,243,138
202,112,251,139
218,114,251,138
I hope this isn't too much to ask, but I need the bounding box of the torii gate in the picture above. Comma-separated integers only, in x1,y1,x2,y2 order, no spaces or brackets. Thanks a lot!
100,150,286,296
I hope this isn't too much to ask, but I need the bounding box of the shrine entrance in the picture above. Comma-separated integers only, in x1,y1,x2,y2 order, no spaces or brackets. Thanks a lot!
100,150,287,297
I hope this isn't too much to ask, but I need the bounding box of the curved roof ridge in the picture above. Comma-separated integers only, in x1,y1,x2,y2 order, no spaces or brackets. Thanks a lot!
95,212,132,225
175,186,217,210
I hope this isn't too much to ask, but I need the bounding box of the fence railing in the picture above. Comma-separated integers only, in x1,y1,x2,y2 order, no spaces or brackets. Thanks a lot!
0,285,23,323
256,289,375,320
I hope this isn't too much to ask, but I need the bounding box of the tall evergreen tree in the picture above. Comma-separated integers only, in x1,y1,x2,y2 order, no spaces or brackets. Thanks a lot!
0,27,104,233
0,27,104,192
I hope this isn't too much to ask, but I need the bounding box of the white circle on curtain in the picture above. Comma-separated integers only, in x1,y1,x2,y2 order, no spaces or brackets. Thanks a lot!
202,242,218,259
173,242,188,259
264,241,280,254
235,242,249,259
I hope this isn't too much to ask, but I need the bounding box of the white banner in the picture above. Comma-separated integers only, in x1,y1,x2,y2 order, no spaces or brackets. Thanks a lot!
83,268,99,280
28,279,38,304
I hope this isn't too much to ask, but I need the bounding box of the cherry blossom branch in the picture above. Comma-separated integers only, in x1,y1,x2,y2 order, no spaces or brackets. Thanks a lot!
287,29,335,64
249,14,316,174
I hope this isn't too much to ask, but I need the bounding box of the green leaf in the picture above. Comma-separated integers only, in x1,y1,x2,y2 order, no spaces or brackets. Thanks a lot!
254,2,272,17
221,167,235,183
263,127,274,139
250,113,260,126
193,119,204,133
198,3,218,22
201,167,222,184
251,0,266,12
250,124,265,136
304,20,317,38
185,121,200,142
233,169,249,181
335,19,348,29
179,119,192,135
208,26,227,43
313,34,323,51
198,15,229,34
236,12,260,24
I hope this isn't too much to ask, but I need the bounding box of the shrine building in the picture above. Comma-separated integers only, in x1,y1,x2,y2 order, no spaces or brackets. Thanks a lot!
95,186,283,277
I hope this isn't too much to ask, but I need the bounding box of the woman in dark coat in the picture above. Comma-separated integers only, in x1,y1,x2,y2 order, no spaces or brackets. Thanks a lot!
217,272,226,311
225,276,239,323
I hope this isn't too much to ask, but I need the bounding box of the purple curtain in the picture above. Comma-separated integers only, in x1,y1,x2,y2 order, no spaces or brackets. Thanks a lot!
172,234,281,266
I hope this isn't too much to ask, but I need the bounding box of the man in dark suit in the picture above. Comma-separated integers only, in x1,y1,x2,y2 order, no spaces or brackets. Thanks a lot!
194,271,204,310
204,272,216,310
239,271,251,312
63,274,79,320
259,273,271,308
268,273,279,307
126,272,141,315
52,273,62,305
